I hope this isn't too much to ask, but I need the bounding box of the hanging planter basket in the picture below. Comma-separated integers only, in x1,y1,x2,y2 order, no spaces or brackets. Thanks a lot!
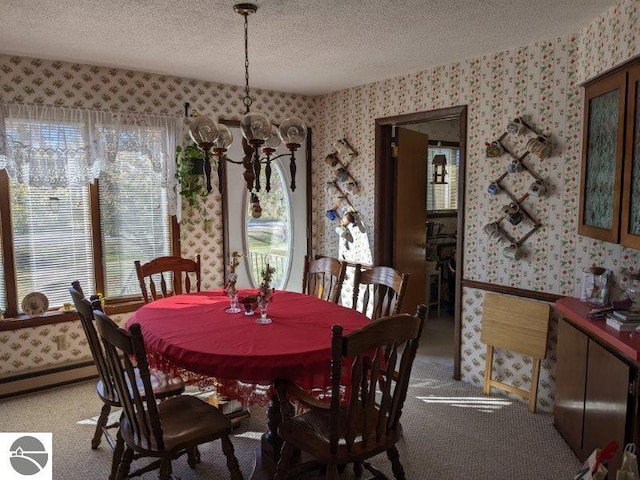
187,157,205,175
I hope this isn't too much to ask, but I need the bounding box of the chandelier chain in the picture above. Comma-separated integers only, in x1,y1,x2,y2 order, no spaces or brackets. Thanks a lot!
243,11,252,113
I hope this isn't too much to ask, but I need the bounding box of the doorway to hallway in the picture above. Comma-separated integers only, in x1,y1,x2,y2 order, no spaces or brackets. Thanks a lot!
375,105,467,379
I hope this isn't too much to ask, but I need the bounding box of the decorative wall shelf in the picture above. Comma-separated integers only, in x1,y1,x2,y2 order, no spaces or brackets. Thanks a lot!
483,117,555,261
324,138,364,249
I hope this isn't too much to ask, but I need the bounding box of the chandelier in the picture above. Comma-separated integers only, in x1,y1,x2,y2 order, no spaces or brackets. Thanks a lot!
188,3,307,195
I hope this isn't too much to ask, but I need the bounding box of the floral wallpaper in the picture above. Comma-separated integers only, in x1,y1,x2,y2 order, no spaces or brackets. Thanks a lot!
313,0,640,412
0,314,129,375
1,0,640,414
0,55,315,375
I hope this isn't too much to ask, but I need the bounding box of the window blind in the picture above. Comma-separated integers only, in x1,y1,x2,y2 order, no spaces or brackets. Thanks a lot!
0,233,4,312
427,147,459,211
98,126,171,298
7,119,95,308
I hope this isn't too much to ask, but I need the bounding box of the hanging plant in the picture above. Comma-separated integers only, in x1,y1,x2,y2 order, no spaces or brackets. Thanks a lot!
175,143,209,225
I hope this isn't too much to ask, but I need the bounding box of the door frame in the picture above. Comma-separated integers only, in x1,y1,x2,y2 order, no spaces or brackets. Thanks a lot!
374,105,467,380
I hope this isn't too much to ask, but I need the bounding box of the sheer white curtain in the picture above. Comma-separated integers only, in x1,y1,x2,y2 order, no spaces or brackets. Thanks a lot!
0,104,184,307
0,104,183,216
0,104,105,187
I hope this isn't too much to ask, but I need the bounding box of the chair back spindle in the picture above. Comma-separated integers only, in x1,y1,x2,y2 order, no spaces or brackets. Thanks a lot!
352,265,409,320
302,255,346,304
274,304,426,479
94,312,165,451
330,304,425,455
135,255,201,303
69,282,117,402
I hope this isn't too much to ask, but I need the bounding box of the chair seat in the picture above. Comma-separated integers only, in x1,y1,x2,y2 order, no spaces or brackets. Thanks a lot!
120,396,233,454
279,406,401,462
96,368,185,405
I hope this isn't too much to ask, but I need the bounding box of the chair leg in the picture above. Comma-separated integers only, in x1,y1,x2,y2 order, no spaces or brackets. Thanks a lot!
159,457,172,480
354,461,363,478
274,441,294,480
386,446,406,480
109,429,125,480
92,403,111,449
220,435,243,480
325,463,340,480
115,446,134,480
187,446,200,469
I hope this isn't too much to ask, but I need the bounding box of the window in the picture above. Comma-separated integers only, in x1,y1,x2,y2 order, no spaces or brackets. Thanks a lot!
0,228,4,311
97,126,171,298
427,146,459,211
245,164,292,289
0,105,180,317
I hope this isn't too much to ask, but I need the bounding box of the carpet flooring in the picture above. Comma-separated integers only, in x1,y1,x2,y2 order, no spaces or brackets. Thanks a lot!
0,350,580,480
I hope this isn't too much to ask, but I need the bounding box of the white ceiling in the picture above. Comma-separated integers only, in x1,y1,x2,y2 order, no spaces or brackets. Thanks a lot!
0,0,617,96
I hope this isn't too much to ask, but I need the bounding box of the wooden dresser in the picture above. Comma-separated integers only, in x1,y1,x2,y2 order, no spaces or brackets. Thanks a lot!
555,297,640,474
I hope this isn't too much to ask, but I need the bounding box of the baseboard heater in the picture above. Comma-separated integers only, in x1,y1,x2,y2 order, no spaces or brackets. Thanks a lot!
0,360,98,399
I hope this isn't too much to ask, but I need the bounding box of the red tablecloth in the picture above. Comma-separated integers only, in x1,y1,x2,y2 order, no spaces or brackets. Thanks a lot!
126,290,369,405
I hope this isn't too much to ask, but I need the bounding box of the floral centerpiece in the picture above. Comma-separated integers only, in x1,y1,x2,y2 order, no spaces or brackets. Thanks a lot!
257,264,276,306
225,251,243,314
256,264,276,324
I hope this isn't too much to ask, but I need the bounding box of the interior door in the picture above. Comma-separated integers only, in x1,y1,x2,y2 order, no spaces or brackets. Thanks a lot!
224,126,308,291
394,127,428,314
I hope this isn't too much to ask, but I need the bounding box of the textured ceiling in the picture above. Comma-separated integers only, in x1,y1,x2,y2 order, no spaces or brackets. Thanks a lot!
0,0,617,95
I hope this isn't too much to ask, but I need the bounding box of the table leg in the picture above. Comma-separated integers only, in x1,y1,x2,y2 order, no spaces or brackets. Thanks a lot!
251,393,286,480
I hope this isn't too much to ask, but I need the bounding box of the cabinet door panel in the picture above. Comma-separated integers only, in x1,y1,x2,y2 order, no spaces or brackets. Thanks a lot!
578,71,626,242
583,341,630,474
554,319,588,457
621,65,640,248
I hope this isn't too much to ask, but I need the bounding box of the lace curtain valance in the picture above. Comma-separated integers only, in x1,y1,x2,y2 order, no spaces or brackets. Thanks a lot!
0,103,184,216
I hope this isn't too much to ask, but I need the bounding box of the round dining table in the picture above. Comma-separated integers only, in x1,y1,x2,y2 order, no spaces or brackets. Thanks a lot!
127,289,369,399
126,289,370,479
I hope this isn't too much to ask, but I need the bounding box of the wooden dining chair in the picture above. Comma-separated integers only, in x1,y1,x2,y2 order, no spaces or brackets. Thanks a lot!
135,254,201,303
69,282,185,478
352,264,409,320
93,310,243,480
301,255,347,304
274,304,427,480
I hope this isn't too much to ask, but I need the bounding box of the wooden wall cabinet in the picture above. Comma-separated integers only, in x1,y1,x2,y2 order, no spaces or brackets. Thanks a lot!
579,57,640,247
621,64,640,249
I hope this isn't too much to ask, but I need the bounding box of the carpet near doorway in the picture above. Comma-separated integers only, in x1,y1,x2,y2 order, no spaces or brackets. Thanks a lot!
0,356,580,480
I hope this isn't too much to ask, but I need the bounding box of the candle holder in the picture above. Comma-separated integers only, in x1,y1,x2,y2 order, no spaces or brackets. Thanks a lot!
226,289,242,314
256,299,271,324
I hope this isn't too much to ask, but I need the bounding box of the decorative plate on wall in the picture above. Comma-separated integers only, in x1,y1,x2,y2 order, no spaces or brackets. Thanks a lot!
21,292,49,317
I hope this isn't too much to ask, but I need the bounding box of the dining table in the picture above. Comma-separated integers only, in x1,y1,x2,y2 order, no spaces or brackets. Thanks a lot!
126,289,370,479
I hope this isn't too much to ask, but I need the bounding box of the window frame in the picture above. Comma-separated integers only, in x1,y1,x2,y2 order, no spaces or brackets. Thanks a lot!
0,153,180,325
427,140,460,215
